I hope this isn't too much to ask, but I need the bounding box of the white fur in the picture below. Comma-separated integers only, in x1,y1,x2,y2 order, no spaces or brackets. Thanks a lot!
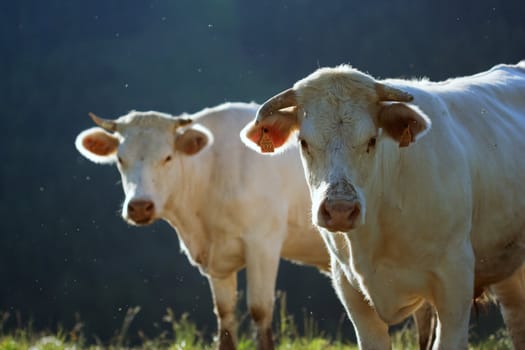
247,62,525,349
75,103,330,350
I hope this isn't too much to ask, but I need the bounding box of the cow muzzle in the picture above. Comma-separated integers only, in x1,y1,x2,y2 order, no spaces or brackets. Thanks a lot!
317,198,361,232
125,199,155,225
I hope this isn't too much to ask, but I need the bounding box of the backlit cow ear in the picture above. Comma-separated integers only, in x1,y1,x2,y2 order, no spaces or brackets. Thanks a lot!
75,127,119,164
377,102,431,147
175,125,213,156
240,108,299,154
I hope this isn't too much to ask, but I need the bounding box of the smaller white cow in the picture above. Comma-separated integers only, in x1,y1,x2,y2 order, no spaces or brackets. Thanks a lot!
75,103,330,350
242,63,525,349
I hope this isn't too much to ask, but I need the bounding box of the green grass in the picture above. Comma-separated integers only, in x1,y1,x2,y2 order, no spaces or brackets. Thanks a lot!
0,296,513,350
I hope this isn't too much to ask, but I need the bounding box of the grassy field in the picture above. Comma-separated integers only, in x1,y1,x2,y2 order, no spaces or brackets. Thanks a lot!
0,319,513,350
0,296,513,350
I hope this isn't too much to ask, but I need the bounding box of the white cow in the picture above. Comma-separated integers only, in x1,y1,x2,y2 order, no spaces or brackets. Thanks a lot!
75,103,331,350
241,62,525,349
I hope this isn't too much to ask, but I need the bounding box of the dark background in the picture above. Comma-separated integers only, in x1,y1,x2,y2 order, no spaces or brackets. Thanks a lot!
1,0,524,345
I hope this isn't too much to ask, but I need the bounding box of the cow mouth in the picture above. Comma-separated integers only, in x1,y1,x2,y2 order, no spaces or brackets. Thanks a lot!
125,217,155,226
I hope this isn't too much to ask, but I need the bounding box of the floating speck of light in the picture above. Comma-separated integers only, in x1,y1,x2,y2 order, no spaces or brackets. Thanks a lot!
124,83,129,88
208,24,213,28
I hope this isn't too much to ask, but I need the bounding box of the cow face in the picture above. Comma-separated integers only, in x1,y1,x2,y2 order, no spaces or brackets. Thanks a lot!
242,66,431,233
75,111,212,226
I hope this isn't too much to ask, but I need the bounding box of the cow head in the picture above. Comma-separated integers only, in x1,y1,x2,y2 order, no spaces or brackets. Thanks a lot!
241,66,431,233
75,111,213,226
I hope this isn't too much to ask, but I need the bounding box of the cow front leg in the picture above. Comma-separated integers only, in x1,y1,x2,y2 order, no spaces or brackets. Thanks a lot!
244,239,282,350
331,259,390,349
209,274,238,350
490,265,525,349
431,251,474,350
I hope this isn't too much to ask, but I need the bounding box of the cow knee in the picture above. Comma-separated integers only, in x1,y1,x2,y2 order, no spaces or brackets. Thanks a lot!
250,306,274,350
250,305,270,327
215,303,235,328
215,303,237,350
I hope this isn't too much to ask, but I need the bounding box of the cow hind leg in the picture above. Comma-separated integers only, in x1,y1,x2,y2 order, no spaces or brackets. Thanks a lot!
490,265,525,350
413,302,436,350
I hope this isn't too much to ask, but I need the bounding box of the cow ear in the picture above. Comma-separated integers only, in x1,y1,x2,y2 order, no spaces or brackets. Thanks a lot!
240,108,299,154
75,127,119,163
377,102,431,147
175,125,213,156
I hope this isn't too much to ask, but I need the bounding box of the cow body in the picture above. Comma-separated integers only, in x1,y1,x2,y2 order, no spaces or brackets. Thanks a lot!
242,62,525,349
75,103,330,350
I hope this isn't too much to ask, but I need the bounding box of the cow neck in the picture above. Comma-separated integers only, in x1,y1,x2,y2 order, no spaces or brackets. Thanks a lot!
164,149,215,234
352,141,404,251
159,151,215,268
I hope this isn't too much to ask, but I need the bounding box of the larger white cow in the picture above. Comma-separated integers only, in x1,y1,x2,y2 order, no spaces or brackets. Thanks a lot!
241,62,525,349
75,103,331,350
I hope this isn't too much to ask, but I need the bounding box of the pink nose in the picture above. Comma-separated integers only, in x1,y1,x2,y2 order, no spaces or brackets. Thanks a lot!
127,199,155,224
317,199,361,232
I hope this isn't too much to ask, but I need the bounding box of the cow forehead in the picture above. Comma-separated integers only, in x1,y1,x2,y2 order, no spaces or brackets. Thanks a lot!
299,96,377,147
115,112,180,155
294,67,378,146
294,64,377,107
116,110,177,127
119,126,173,158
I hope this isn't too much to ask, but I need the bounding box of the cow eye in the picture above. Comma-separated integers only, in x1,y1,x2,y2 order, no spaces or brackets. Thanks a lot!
299,138,308,150
299,138,312,157
164,155,172,163
366,137,377,153
117,156,127,167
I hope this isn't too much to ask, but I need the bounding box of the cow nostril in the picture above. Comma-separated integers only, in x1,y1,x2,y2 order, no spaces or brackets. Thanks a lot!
349,205,360,222
318,199,361,231
320,201,332,221
145,202,154,212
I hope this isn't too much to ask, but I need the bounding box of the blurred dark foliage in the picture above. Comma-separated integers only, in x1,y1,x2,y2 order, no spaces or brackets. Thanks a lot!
1,0,523,344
